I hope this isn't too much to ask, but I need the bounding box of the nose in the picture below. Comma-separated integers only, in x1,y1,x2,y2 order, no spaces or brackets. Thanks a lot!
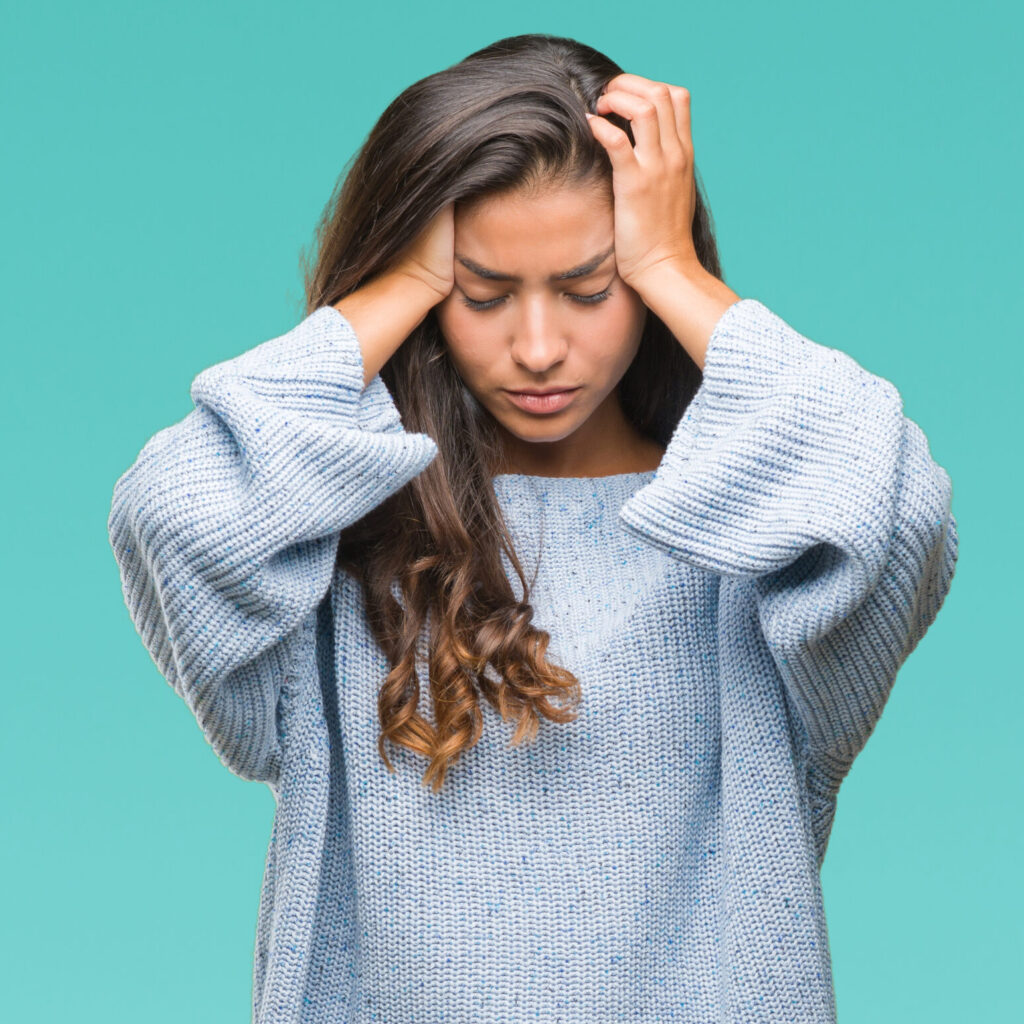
509,295,569,373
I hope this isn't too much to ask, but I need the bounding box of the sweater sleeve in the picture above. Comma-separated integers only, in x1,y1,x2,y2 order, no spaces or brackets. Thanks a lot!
107,306,438,784
618,298,959,771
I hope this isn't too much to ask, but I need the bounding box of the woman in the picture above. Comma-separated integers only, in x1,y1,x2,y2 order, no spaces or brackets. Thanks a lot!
107,32,959,1024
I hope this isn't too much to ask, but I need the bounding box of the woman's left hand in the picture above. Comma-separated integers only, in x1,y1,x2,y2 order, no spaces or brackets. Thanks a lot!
586,73,699,293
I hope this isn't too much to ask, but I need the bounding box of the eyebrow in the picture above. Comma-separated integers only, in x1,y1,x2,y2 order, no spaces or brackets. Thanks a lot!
454,245,615,283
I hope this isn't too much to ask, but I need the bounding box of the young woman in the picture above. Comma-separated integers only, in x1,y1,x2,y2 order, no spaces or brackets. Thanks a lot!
108,32,959,1024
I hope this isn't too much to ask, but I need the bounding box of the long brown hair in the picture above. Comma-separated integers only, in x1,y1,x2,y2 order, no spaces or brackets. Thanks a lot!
301,33,725,792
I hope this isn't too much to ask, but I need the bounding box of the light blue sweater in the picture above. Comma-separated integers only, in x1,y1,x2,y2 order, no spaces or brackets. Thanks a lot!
107,297,958,1023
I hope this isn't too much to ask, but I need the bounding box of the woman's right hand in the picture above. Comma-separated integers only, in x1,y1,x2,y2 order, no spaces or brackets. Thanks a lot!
334,203,456,387
389,202,455,304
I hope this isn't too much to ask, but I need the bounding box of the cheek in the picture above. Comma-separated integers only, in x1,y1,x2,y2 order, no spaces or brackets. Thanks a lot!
597,296,647,363
437,306,492,382
616,289,648,334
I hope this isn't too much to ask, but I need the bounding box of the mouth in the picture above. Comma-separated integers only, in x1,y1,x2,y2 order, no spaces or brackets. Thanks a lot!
503,387,581,414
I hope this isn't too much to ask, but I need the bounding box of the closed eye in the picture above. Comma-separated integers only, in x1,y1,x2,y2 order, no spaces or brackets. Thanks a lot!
460,287,614,311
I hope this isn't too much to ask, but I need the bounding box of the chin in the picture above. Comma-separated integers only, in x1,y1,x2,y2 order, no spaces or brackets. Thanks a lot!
494,411,583,445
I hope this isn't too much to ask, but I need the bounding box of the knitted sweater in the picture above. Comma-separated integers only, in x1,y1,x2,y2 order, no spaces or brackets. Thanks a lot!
107,297,959,1023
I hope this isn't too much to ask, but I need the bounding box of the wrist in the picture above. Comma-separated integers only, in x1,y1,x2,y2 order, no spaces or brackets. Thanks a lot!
630,257,741,372
333,271,443,388
387,264,453,310
627,253,708,299
344,268,443,319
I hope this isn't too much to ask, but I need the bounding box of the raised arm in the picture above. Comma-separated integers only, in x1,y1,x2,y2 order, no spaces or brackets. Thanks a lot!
619,295,959,778
107,273,441,784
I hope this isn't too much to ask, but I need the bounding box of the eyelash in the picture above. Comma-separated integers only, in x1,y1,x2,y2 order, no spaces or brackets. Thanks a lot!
459,287,613,311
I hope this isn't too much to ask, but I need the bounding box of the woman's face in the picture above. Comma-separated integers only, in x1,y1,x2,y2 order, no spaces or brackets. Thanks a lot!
434,178,649,473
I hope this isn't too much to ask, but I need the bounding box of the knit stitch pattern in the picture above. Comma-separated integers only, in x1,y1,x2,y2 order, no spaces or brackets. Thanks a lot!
108,298,958,1022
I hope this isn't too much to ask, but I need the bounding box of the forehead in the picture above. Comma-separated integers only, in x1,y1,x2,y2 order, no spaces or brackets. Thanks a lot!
455,182,613,277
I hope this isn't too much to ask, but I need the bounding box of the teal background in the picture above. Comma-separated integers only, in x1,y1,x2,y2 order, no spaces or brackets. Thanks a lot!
2,0,1017,1020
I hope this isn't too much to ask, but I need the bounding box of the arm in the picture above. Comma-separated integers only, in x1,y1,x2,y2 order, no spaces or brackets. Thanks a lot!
618,292,960,772
585,76,959,775
107,277,439,784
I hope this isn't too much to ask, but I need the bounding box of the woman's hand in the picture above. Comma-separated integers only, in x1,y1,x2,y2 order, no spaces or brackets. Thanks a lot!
335,204,456,387
586,73,699,293
389,202,455,304
586,74,739,370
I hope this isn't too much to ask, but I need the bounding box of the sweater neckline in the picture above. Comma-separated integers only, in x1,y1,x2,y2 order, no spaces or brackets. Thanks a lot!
488,469,658,521
491,469,658,485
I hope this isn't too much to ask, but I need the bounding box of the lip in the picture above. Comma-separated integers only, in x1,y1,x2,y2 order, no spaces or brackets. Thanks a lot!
504,387,580,414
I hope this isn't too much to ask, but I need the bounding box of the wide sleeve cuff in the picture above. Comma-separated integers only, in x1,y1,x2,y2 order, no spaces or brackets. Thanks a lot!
108,305,438,782
618,298,905,581
618,298,959,766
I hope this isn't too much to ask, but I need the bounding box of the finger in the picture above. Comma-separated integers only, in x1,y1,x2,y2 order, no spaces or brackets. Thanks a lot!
668,85,693,161
602,71,664,95
602,73,684,159
643,80,687,166
585,112,639,177
594,89,662,163
603,74,691,159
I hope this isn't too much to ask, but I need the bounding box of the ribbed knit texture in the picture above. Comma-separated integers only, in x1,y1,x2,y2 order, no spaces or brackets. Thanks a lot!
108,297,958,1023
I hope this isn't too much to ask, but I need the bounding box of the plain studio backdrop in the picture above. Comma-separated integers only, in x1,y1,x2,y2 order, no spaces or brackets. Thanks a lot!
1,1,1016,1020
